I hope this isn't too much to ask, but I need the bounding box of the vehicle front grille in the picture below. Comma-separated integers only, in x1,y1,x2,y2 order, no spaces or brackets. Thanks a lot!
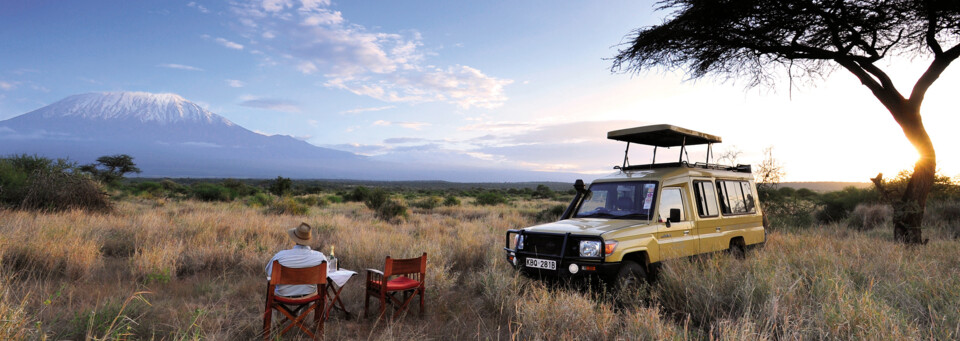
522,234,564,256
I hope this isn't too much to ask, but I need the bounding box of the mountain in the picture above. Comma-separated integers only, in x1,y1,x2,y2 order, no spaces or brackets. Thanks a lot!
0,92,580,181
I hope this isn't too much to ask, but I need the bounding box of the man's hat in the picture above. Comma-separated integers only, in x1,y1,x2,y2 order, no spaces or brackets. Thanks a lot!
287,222,312,245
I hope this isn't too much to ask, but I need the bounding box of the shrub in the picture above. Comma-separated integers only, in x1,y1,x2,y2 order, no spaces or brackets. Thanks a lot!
411,196,442,209
189,183,231,202
376,199,409,221
535,204,567,223
326,195,344,203
443,195,461,206
246,192,274,207
222,178,258,197
0,154,111,212
363,188,389,210
816,186,879,222
268,176,292,196
344,186,371,202
265,196,309,215
134,182,163,196
846,204,892,231
531,184,555,199
475,191,508,206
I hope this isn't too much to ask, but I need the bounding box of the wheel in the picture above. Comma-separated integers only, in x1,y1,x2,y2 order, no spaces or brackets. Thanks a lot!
728,238,746,259
615,260,647,290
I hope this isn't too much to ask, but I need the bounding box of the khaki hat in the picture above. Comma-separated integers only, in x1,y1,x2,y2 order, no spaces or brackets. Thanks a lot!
287,222,313,245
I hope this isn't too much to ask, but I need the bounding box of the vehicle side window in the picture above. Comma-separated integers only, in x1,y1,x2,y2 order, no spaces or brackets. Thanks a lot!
716,180,756,215
741,182,756,213
693,180,719,217
658,188,686,222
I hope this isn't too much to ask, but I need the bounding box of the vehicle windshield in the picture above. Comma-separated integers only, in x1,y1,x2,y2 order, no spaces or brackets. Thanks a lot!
574,181,658,220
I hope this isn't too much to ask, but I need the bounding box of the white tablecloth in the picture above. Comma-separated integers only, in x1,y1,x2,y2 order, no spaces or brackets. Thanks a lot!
328,269,357,287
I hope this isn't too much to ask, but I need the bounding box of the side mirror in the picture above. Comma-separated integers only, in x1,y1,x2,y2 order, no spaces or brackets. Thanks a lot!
670,208,682,223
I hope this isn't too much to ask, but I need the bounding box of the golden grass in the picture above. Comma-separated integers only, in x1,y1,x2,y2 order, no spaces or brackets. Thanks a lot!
1,196,959,339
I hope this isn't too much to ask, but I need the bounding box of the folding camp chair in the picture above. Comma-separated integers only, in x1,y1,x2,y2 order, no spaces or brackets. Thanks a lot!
363,252,426,319
263,260,327,340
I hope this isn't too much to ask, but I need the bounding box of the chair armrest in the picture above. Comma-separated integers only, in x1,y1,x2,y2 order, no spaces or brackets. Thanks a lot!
366,269,384,275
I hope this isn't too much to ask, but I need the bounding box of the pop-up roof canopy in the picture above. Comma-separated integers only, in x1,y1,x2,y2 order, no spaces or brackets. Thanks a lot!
607,124,740,170
607,124,721,147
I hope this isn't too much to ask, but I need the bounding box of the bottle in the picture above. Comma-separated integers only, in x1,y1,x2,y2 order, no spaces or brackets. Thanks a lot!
329,245,337,271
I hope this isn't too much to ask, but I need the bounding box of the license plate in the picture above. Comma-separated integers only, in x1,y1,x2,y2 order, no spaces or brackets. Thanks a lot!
525,257,556,270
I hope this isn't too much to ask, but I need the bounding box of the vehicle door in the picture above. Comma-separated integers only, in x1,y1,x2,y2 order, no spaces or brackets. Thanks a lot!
692,179,725,253
656,186,697,259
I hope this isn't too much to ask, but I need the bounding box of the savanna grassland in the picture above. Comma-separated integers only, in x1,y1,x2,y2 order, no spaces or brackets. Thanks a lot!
2,179,960,340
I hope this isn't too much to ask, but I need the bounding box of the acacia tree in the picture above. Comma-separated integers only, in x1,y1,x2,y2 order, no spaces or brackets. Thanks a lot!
613,0,960,244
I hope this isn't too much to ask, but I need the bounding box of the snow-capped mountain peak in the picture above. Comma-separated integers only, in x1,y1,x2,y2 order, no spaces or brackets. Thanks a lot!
34,91,233,126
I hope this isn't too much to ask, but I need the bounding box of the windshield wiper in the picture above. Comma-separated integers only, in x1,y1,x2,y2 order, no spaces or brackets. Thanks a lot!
615,213,649,220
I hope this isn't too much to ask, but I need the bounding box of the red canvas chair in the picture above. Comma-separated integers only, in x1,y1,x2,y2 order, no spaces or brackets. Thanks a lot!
263,260,327,340
363,253,427,319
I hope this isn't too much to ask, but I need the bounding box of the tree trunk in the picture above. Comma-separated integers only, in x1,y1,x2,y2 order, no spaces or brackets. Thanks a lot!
891,107,935,245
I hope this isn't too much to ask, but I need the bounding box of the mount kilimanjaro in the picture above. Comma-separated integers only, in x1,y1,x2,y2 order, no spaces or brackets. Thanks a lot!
0,92,575,181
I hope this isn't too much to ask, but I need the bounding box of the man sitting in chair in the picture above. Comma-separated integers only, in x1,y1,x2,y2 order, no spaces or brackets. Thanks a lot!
265,222,327,298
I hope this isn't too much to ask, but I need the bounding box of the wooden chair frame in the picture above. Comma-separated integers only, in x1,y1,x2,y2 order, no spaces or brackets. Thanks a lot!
363,252,427,319
263,260,327,340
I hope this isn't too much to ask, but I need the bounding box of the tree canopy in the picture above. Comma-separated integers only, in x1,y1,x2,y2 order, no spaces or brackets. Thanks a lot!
613,0,960,244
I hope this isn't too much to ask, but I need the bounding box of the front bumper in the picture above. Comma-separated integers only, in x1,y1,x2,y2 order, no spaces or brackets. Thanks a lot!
504,229,621,279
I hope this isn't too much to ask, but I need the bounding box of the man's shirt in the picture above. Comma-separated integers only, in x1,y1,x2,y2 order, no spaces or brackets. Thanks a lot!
265,245,327,297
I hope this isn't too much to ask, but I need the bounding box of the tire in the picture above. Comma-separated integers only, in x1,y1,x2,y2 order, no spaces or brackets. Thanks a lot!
729,238,746,259
615,260,647,290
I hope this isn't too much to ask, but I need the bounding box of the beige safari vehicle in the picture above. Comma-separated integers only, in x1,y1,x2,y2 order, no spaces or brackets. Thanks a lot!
504,124,766,284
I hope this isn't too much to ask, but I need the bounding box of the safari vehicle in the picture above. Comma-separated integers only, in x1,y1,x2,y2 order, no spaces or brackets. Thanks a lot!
504,124,766,284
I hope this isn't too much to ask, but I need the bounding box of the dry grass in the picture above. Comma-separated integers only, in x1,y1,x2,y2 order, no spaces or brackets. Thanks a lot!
1,196,959,340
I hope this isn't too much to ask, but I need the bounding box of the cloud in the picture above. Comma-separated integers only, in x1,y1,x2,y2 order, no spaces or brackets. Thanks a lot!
239,98,301,112
215,37,244,50
157,63,204,71
187,2,209,13
0,81,15,90
229,0,512,109
226,79,245,88
373,120,429,130
383,137,425,144
340,105,395,114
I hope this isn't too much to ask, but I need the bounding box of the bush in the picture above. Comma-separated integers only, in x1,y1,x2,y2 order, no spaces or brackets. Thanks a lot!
411,196,442,209
363,188,389,210
531,184,555,199
265,197,309,215
189,183,231,202
475,191,508,206
268,176,292,196
846,204,892,231
443,195,461,206
535,205,567,223
326,195,344,203
0,154,111,212
376,199,408,221
134,182,163,196
344,186,371,202
816,187,879,223
295,195,329,207
246,192,274,207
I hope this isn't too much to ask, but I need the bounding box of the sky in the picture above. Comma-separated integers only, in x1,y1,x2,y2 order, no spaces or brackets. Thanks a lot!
1,0,959,182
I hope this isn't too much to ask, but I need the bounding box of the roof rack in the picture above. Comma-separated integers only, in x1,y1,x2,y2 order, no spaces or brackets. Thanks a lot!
609,124,737,171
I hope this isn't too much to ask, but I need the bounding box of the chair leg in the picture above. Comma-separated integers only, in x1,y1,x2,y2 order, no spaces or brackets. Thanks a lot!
378,292,387,318
419,288,425,317
263,301,273,341
363,291,370,318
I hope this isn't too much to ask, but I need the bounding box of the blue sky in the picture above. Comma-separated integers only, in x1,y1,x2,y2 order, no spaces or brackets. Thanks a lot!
2,0,959,181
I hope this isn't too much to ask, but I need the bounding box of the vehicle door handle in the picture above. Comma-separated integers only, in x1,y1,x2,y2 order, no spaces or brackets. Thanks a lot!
683,231,690,235
661,234,671,238
716,227,721,232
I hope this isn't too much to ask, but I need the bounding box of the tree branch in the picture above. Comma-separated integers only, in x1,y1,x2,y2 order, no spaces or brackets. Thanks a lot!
910,44,960,104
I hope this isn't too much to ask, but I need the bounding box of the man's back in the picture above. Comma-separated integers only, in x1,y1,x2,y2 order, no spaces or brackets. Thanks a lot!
266,245,327,296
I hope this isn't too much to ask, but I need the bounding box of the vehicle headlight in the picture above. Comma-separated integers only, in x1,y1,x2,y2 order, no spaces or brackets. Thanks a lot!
579,240,602,257
515,234,524,250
